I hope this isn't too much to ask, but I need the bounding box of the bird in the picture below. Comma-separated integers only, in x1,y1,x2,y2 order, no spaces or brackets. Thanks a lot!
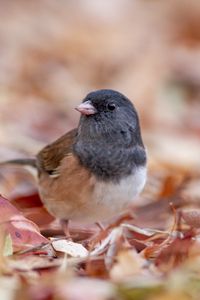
0,89,147,234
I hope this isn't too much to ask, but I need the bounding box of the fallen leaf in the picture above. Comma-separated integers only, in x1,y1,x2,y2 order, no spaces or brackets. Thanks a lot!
110,249,146,281
0,277,19,300
52,239,88,257
155,232,195,272
8,255,61,272
0,195,50,252
182,210,200,228
3,234,13,257
58,278,115,300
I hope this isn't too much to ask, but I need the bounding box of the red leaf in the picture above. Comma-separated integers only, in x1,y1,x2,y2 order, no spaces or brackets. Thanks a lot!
0,195,49,252
11,192,55,228
12,192,43,209
155,231,195,272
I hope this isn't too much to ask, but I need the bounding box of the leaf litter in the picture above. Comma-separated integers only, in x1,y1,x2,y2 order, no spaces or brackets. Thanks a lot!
0,1,200,299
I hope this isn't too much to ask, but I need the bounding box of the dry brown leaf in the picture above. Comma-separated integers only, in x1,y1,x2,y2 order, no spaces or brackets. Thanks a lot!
182,210,200,228
110,249,146,281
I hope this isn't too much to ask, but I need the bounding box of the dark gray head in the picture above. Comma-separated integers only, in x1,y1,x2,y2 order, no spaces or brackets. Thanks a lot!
76,89,143,146
74,89,146,181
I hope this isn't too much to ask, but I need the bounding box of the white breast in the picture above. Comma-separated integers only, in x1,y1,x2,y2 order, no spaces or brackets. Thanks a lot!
76,166,147,223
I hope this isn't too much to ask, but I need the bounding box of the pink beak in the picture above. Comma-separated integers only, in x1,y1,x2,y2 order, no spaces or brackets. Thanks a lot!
75,101,97,115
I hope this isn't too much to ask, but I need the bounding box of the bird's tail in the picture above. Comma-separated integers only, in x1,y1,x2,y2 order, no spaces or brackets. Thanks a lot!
0,158,37,178
0,158,37,168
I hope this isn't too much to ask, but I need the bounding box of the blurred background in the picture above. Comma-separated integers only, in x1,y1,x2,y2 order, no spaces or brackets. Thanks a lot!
0,0,200,218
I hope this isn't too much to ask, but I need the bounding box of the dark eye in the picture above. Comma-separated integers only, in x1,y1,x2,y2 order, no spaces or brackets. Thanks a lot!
107,103,116,111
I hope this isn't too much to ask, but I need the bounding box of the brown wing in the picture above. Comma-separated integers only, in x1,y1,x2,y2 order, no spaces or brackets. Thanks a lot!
36,128,77,176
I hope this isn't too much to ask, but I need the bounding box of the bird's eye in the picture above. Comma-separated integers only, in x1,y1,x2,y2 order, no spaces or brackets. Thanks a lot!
107,103,116,111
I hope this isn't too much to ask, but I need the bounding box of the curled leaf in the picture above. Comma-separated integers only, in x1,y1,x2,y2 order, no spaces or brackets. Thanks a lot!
52,239,88,257
0,195,49,252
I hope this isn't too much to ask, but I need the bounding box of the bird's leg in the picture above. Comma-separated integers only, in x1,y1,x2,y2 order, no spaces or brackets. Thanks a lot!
60,219,71,240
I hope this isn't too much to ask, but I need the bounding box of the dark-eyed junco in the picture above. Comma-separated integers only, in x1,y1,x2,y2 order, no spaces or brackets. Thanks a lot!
1,89,147,229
